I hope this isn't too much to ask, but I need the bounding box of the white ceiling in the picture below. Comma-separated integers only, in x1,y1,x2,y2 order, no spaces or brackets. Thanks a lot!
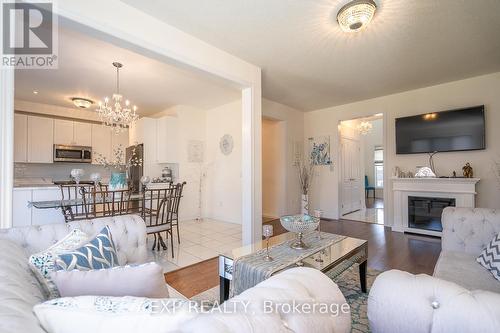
121,0,500,111
15,27,240,116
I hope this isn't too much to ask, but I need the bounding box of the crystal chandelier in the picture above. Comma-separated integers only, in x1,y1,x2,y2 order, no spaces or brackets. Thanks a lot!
357,121,373,135
337,0,377,33
97,62,138,134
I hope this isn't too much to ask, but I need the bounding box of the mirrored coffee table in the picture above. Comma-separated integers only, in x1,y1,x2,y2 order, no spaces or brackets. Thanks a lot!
218,232,368,302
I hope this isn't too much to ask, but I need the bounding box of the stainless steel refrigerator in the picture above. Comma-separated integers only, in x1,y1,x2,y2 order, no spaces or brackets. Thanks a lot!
126,144,143,193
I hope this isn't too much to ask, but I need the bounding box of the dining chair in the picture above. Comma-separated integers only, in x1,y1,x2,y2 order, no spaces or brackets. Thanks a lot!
81,188,132,219
142,186,176,257
365,175,376,198
170,181,186,244
58,183,96,222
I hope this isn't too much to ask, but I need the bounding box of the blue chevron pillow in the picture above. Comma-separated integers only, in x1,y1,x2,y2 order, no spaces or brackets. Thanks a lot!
55,226,119,271
477,233,500,282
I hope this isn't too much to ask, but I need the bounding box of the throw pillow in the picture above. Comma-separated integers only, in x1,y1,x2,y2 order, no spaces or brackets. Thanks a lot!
50,262,169,298
33,296,195,333
54,226,119,271
477,232,500,281
29,229,89,298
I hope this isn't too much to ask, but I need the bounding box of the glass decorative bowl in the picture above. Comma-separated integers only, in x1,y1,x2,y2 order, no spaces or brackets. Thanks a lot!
280,214,320,249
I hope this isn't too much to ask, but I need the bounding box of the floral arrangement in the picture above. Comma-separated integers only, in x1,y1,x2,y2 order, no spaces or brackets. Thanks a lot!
94,144,142,172
297,158,315,195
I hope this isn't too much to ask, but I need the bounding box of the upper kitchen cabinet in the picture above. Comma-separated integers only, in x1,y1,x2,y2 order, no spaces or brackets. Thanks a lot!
54,119,92,146
27,116,54,163
157,116,179,163
91,124,112,163
129,117,158,164
14,113,28,162
73,122,92,146
111,129,129,164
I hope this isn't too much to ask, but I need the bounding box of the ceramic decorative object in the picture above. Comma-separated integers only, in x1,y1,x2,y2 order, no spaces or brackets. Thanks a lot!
280,214,320,250
415,167,436,178
301,194,309,215
462,162,473,178
109,172,127,191
219,134,234,155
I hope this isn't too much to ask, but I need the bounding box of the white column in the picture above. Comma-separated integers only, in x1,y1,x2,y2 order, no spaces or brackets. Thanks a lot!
0,57,15,229
242,86,262,245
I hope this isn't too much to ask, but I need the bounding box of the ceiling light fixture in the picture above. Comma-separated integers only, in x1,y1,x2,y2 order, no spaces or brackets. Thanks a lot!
33,90,38,95
97,62,138,134
71,97,94,109
357,121,373,135
337,0,377,33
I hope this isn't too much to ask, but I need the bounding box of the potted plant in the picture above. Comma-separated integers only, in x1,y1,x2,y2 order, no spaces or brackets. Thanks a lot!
95,144,142,191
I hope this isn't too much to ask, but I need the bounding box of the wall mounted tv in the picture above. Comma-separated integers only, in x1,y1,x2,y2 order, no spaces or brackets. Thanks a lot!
395,106,485,154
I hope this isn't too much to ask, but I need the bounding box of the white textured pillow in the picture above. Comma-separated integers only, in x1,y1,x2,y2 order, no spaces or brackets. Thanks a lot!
50,262,169,298
33,296,196,333
28,229,89,298
477,232,500,281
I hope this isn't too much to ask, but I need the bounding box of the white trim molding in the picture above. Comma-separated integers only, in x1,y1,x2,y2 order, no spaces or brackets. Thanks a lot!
392,177,480,237
0,0,15,228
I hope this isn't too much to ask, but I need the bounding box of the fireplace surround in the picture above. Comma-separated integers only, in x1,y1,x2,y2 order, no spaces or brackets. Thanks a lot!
392,177,479,236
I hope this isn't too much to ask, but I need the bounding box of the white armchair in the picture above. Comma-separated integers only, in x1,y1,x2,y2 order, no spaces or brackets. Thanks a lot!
368,208,500,333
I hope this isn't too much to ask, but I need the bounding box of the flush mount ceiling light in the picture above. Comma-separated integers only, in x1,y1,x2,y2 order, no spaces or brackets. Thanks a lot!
337,0,377,33
71,97,94,109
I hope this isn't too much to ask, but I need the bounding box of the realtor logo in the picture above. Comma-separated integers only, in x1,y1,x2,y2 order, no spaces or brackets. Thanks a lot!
1,1,58,68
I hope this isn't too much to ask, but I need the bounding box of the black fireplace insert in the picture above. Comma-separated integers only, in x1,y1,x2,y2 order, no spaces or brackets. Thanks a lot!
408,196,456,232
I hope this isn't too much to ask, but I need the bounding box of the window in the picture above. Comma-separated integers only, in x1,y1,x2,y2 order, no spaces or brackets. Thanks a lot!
374,147,383,188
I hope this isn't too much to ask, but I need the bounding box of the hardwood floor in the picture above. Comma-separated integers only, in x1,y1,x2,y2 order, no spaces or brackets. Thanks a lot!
365,197,384,209
165,218,441,297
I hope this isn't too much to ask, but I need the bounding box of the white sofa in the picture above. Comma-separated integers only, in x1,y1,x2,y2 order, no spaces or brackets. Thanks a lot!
368,208,500,333
0,215,351,333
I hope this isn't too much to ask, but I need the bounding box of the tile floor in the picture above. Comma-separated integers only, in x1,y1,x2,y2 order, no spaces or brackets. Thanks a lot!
147,219,242,273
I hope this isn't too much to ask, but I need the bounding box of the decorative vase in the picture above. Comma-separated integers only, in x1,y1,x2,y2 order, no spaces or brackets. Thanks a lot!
301,194,309,215
109,172,127,191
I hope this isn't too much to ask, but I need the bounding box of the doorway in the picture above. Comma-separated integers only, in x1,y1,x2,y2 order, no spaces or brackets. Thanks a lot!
339,115,384,224
262,117,286,222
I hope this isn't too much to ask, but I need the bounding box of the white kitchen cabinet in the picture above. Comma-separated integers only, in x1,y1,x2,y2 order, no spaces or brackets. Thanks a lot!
27,116,54,163
12,188,32,227
112,129,129,164
74,122,92,146
54,119,74,145
157,116,179,163
54,120,92,146
92,124,112,163
14,114,28,162
129,118,157,163
31,188,65,225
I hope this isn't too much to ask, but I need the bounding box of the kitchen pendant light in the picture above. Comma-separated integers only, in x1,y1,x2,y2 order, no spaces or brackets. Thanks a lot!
97,62,138,134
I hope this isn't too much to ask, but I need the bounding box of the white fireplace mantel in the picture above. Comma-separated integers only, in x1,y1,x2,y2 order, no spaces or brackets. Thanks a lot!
392,177,480,236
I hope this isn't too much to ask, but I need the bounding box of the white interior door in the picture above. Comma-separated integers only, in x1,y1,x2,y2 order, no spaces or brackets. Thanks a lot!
341,137,362,215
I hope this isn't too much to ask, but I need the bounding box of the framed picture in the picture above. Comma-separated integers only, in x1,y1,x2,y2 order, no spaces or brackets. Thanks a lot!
309,136,332,165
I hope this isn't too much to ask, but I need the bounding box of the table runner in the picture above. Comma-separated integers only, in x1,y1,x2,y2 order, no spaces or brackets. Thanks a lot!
230,232,346,297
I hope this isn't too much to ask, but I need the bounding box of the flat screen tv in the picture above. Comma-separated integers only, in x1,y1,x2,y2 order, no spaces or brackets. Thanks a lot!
395,106,485,154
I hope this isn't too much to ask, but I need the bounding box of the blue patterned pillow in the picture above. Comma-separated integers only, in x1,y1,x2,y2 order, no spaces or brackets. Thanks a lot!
55,226,119,271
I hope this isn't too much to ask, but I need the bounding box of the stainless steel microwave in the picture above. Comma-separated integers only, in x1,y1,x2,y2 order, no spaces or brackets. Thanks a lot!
53,144,92,163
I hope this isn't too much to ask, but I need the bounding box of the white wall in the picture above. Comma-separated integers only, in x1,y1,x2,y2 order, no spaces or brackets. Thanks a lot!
262,118,286,217
204,100,242,224
305,72,500,223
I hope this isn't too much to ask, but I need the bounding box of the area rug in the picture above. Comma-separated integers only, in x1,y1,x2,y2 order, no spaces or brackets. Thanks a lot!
176,266,381,333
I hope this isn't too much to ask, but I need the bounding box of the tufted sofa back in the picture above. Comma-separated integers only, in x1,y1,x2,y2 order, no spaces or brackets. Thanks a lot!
0,214,148,265
442,207,500,255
